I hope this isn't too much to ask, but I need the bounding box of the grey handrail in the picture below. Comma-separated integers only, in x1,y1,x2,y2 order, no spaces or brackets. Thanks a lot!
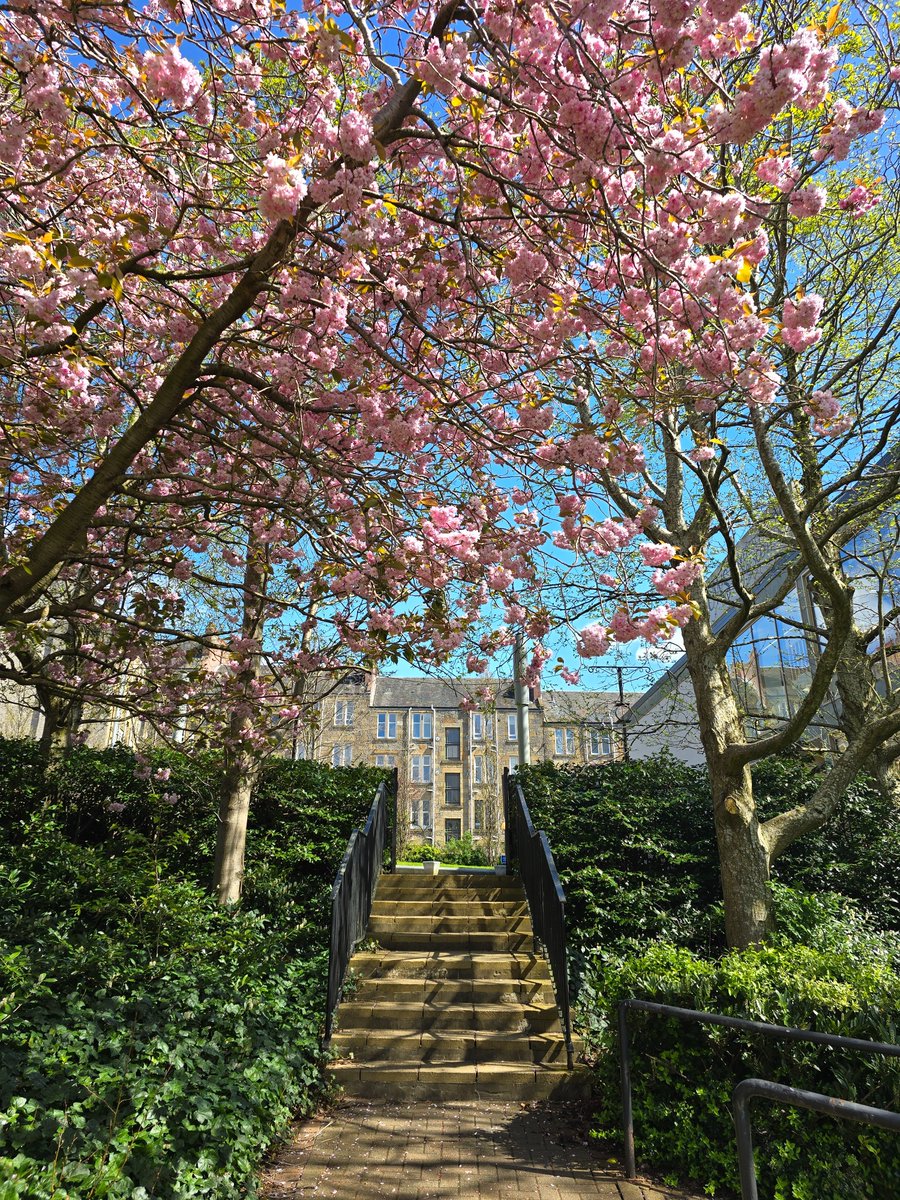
618,997,900,1180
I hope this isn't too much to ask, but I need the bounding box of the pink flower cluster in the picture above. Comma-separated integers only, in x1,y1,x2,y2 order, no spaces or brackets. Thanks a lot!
259,154,308,223
803,389,854,437
506,246,549,288
838,184,880,216
576,623,610,657
339,111,375,162
143,44,204,109
652,561,702,598
640,542,676,567
711,28,836,144
781,293,824,353
816,101,884,163
789,184,827,218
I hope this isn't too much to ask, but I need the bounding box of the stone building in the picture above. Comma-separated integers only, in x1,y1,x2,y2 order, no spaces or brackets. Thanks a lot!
306,674,632,851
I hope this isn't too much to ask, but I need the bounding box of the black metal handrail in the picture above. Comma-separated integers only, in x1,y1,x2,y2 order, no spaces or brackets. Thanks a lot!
503,769,575,1069
733,1078,900,1200
323,768,397,1043
618,997,900,1180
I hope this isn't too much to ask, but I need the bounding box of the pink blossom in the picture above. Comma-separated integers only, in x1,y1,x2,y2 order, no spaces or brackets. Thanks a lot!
560,667,581,686
689,446,716,463
143,45,204,110
576,623,611,657
789,185,827,219
640,542,676,567
652,561,702,598
259,155,308,223
838,184,880,216
781,293,824,353
506,246,549,288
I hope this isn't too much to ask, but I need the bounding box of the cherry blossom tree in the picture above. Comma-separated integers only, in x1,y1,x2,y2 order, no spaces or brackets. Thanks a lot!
3,0,897,931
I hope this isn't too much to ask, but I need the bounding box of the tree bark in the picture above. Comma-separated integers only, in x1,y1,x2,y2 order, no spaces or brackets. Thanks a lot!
210,539,269,905
874,750,900,809
682,613,776,947
213,734,261,905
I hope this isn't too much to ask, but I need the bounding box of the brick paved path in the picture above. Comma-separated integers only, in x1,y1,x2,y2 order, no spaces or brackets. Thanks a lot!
260,1101,703,1200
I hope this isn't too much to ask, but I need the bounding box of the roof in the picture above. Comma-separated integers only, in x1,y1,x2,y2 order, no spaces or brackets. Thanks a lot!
541,689,638,723
369,676,638,719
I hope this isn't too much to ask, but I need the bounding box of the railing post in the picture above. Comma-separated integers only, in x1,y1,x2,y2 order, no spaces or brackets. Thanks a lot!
390,766,398,873
618,1001,636,1179
502,768,512,871
732,1084,759,1200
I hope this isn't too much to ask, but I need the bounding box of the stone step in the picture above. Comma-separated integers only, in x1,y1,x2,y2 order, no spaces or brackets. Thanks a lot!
332,1029,574,1064
350,951,552,982
370,899,529,917
328,1061,592,1102
336,1000,559,1034
368,914,533,935
373,930,534,953
378,877,522,897
351,977,554,1005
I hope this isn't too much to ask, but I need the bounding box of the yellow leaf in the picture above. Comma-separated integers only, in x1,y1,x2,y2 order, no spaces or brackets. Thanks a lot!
736,259,753,284
826,2,840,30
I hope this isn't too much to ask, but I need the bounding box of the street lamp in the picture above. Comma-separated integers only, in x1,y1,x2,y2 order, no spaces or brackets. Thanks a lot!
613,665,631,761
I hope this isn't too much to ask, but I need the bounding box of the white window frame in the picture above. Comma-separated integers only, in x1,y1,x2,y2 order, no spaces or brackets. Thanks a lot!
375,754,396,768
589,729,602,757
332,743,352,767
411,753,433,784
472,712,485,741
376,712,397,740
473,755,484,785
411,711,433,741
554,728,576,756
602,733,612,757
334,700,354,727
506,713,517,741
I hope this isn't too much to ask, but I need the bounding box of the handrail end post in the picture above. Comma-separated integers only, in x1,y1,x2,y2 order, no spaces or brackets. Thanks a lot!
618,1001,637,1180
732,1083,759,1200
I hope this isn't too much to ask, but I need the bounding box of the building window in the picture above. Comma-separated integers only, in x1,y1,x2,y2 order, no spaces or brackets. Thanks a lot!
589,729,614,757
334,700,354,727
474,800,483,831
506,713,517,741
472,713,493,741
445,727,461,760
377,712,397,739
473,755,484,785
423,798,432,828
445,818,462,842
411,797,420,826
332,743,353,767
411,711,433,741
554,728,575,756
444,772,461,806
508,756,519,774
375,754,396,768
411,753,433,783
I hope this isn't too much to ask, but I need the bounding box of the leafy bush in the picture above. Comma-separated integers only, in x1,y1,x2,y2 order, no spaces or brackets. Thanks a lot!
0,740,385,1197
581,935,900,1200
517,753,900,952
401,833,489,866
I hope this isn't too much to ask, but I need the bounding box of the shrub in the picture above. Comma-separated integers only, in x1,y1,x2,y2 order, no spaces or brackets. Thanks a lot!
401,833,489,866
0,743,384,1197
581,935,900,1200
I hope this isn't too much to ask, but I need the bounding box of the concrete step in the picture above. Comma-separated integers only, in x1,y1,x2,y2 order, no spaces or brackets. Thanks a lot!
329,1060,592,1101
336,1000,559,1034
350,951,553,983
368,914,533,935
332,1029,574,1064
374,930,535,952
370,899,529,917
350,977,555,1005
377,877,522,897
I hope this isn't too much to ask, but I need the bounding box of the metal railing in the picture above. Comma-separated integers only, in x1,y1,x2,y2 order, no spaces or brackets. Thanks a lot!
618,998,900,1186
503,769,575,1069
733,1078,900,1200
324,768,397,1043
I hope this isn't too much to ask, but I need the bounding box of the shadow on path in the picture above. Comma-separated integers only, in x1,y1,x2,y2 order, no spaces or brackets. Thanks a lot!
260,1100,704,1200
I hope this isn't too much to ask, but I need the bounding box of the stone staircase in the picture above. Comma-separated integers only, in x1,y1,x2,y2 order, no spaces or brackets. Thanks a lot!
329,869,591,1101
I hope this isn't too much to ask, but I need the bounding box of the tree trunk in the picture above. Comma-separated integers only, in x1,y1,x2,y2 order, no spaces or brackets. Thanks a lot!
213,736,261,905
682,619,775,947
874,748,900,810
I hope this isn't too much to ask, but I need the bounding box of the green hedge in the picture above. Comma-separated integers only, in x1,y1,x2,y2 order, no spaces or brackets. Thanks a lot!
0,739,384,1198
582,934,900,1200
517,756,900,1199
401,833,490,866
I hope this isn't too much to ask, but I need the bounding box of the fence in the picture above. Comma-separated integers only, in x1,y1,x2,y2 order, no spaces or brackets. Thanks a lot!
324,768,397,1043
503,768,575,1069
